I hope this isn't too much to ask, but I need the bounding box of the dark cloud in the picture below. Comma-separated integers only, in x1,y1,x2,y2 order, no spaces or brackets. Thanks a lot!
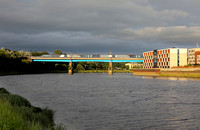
0,0,199,53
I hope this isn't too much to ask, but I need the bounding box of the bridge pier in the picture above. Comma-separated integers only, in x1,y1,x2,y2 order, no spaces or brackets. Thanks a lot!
108,62,113,75
68,62,73,75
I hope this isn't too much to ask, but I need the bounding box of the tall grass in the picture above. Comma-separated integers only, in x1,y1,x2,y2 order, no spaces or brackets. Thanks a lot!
0,88,66,130
0,99,42,129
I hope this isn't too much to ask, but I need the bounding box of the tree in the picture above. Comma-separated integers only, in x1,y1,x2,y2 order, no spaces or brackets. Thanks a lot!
32,51,41,56
40,51,49,55
102,62,109,70
54,50,62,55
76,64,85,70
55,63,67,71
18,50,25,57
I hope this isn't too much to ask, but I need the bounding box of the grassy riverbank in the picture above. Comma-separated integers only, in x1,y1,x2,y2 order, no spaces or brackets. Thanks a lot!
74,69,132,73
0,70,133,76
0,88,65,129
0,70,67,76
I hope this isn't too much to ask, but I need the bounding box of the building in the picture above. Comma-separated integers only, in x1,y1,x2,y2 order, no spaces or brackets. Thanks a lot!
125,62,143,69
143,48,187,68
188,48,200,65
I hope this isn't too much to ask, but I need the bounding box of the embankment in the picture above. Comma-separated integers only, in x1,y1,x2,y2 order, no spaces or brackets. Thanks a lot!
0,88,65,130
75,70,132,73
133,68,200,78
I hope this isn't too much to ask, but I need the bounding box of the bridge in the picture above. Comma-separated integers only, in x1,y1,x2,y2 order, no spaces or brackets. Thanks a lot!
30,55,143,75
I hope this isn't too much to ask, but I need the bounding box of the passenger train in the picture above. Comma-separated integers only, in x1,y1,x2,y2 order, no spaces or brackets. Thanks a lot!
41,54,143,58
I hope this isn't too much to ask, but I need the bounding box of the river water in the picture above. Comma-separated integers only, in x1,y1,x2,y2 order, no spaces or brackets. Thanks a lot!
1,73,200,129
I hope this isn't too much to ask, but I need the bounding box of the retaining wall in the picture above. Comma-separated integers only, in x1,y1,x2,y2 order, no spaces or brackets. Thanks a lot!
133,68,200,78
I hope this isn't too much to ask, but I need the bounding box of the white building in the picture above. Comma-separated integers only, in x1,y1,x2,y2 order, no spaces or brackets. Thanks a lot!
143,48,187,68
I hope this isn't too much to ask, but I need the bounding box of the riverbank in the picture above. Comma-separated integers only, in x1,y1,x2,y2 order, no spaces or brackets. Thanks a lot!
75,70,132,73
0,70,67,76
0,69,133,76
0,88,65,129
133,68,200,78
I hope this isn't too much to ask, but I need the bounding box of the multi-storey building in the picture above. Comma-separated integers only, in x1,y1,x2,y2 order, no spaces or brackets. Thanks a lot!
143,48,187,68
188,48,200,65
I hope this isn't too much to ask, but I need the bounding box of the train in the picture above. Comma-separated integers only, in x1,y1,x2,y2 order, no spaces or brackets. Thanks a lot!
41,54,143,58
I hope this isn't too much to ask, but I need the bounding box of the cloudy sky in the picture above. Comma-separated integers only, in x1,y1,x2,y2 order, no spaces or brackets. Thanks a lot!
0,0,200,54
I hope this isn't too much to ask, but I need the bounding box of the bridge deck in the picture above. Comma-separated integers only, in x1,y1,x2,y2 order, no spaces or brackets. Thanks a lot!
31,57,143,62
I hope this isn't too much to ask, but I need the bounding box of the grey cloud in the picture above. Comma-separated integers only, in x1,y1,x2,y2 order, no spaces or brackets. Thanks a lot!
0,0,199,53
0,0,190,33
122,26,200,44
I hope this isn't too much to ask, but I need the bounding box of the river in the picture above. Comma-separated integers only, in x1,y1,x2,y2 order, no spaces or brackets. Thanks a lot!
1,73,200,129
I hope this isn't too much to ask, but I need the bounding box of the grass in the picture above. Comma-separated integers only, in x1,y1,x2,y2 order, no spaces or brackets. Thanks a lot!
0,99,42,129
0,88,66,130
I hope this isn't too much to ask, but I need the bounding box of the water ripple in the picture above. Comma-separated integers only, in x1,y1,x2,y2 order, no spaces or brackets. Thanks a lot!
0,73,200,129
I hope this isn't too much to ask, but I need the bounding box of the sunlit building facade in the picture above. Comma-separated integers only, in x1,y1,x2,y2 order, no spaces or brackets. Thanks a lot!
143,48,187,68
188,48,200,65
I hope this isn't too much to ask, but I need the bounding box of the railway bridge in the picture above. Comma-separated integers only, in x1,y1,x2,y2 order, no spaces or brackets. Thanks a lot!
30,55,143,75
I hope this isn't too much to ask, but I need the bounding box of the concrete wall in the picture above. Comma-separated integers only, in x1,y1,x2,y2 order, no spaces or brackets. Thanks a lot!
179,49,188,66
133,68,200,78
169,48,187,68
169,49,178,68
161,68,200,71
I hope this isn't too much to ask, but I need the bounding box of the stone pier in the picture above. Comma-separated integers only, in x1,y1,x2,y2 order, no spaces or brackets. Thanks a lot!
68,62,73,75
108,62,113,75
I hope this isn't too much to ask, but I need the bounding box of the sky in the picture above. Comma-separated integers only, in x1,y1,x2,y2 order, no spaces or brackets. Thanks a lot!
0,0,200,54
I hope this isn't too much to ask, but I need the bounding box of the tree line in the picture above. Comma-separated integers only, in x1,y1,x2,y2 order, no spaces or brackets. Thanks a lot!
0,48,130,75
0,48,64,74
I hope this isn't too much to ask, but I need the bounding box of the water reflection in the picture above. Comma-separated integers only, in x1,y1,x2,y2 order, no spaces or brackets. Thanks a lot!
142,76,200,81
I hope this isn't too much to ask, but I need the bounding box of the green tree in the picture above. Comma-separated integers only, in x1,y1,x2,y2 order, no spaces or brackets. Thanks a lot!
18,50,25,57
32,51,41,56
55,63,67,71
101,62,108,70
40,51,49,55
54,50,62,55
76,64,85,70
0,49,8,58
88,62,96,70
